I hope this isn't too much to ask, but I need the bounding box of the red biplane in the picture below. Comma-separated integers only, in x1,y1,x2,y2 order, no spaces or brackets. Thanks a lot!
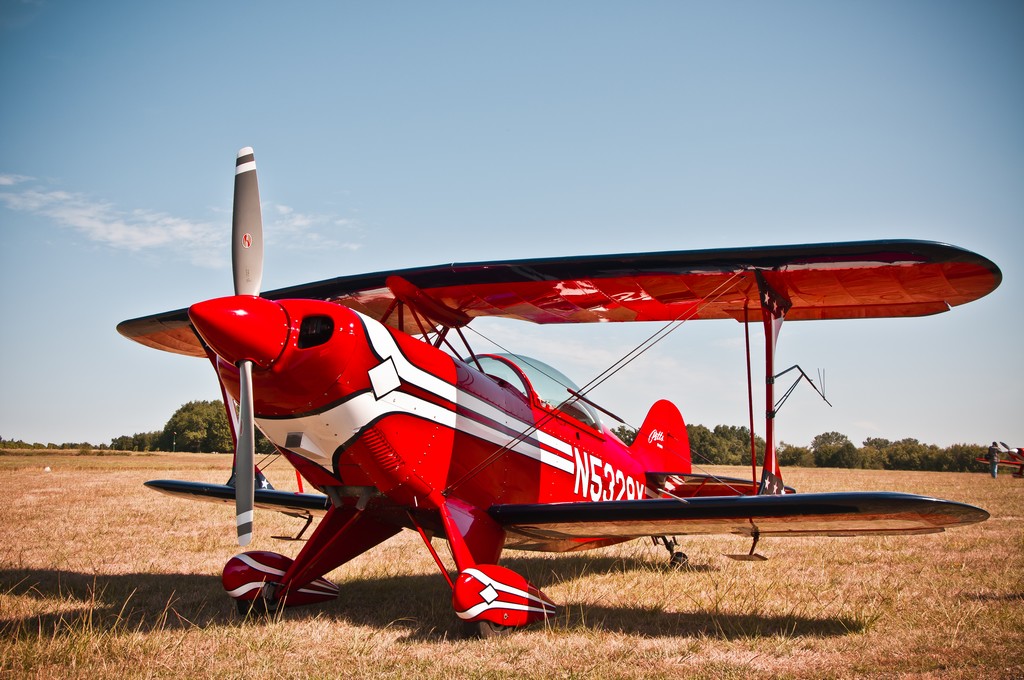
118,148,1001,635
979,442,1024,477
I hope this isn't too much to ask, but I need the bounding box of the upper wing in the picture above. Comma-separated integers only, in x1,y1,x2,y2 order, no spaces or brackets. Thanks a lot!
118,239,1001,357
490,492,989,551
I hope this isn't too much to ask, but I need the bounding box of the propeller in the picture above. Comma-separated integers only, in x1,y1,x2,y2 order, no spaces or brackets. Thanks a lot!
232,147,264,297
235,360,255,545
231,146,263,546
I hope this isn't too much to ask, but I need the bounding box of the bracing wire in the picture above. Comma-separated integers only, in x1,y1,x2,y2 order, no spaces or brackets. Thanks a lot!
443,271,746,495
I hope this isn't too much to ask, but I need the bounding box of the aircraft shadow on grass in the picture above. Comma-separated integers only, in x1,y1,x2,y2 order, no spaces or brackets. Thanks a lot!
1,554,881,641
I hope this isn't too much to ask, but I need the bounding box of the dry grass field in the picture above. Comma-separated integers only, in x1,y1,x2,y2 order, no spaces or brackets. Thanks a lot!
1,451,1021,679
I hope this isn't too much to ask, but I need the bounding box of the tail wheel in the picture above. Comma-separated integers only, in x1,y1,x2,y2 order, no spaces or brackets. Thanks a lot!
670,550,689,568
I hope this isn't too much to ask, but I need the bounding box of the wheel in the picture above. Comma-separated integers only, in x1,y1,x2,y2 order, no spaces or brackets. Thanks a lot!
669,550,689,568
235,595,279,618
462,619,513,639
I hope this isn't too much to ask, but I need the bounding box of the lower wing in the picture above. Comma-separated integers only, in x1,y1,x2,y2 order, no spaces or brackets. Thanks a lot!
145,479,330,518
490,492,988,545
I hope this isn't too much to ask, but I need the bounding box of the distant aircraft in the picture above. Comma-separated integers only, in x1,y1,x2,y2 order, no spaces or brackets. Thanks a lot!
979,442,1024,478
118,147,1000,636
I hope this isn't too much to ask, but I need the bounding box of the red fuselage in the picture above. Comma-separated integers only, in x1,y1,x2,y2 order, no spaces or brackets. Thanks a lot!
189,296,655,544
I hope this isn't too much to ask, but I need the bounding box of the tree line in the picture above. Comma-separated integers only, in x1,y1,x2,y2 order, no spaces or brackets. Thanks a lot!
1,400,274,454
4,401,989,472
612,425,988,473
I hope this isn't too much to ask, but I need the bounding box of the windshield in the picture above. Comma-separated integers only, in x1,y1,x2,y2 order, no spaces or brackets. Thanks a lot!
475,354,602,429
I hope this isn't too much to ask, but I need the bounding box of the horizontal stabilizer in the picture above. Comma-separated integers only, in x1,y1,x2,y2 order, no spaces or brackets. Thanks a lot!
647,472,796,498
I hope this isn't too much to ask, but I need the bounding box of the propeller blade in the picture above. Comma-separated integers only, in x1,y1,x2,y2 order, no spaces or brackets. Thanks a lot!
232,147,264,297
235,359,256,546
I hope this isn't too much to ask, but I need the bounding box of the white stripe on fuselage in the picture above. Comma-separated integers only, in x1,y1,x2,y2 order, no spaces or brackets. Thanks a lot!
256,312,575,476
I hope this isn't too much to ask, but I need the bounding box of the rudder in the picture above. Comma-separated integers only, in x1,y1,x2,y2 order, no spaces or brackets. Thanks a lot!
630,399,691,474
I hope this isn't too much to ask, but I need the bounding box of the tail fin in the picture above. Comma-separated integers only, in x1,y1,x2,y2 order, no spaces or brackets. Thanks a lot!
631,399,691,474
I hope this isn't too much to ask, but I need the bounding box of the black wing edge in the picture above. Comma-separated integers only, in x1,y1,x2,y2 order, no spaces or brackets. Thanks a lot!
116,238,1002,356
489,491,989,540
243,238,1004,296
144,479,330,518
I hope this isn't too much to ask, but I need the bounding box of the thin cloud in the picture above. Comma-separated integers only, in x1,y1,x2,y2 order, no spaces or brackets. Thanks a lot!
269,203,362,252
0,182,224,266
0,174,34,186
0,179,362,266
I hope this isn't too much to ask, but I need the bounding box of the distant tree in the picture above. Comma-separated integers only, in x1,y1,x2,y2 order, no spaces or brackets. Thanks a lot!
811,431,861,468
777,442,815,467
941,443,986,473
686,424,764,465
0,438,43,450
712,425,747,466
138,431,159,451
110,431,161,451
160,401,232,453
917,442,946,471
882,438,929,470
155,400,275,453
611,425,637,445
857,442,887,469
685,424,718,463
863,437,892,450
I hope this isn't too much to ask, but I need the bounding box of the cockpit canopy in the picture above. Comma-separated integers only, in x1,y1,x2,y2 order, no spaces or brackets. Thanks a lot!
474,354,602,430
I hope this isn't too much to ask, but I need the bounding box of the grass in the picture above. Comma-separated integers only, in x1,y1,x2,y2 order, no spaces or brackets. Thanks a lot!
1,453,1021,678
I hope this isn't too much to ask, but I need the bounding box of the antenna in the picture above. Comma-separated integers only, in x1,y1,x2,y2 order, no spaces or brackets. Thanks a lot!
772,364,832,415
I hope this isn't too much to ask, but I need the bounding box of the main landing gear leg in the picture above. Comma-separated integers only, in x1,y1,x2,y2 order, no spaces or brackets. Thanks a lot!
429,500,556,638
654,536,688,568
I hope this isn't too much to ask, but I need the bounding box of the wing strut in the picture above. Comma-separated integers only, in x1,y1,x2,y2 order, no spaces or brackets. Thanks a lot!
754,271,790,495
744,304,758,488
725,528,768,561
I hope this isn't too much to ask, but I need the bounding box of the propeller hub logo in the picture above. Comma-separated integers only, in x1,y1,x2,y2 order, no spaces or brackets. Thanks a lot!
242,233,253,249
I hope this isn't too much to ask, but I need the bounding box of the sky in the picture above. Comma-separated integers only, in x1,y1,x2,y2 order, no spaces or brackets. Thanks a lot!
1,1,1021,450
